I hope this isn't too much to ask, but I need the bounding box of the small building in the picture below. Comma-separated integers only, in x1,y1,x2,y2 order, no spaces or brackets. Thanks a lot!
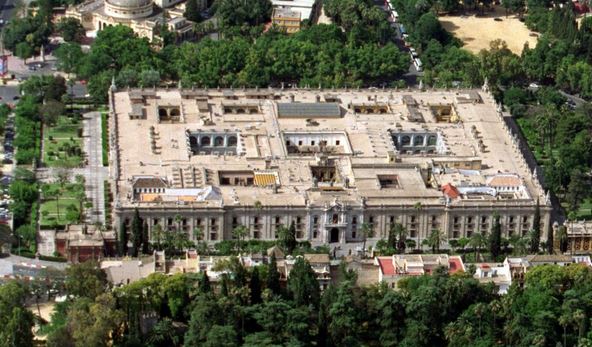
272,7,301,34
374,254,465,289
474,262,511,294
55,224,116,263
525,254,574,267
280,254,332,290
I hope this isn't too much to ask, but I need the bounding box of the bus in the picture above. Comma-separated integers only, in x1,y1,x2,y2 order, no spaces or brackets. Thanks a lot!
413,58,423,72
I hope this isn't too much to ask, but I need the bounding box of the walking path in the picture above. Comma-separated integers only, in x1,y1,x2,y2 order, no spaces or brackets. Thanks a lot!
82,112,108,225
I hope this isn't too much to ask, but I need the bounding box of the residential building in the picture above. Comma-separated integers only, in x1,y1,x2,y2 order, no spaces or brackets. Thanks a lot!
272,8,301,33
473,262,512,294
108,88,552,252
374,254,465,288
271,0,315,21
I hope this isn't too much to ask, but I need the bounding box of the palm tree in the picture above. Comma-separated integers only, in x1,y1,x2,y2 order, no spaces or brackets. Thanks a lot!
232,225,248,254
360,222,374,258
559,314,570,347
174,214,182,232
470,232,486,261
394,223,408,253
405,239,416,250
413,202,422,251
152,224,164,251
193,226,203,248
509,234,528,255
457,237,469,253
425,229,443,253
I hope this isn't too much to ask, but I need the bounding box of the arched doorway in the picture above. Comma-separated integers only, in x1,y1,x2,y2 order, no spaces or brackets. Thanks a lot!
330,228,339,243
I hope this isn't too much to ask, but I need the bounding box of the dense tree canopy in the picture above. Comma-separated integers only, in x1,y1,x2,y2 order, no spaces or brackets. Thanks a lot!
0,257,586,347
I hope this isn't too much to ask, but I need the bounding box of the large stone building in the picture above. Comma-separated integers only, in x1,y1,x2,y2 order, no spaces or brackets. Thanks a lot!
65,0,199,42
108,87,552,250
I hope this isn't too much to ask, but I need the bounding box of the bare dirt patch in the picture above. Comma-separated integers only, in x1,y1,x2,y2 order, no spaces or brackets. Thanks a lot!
440,6,539,54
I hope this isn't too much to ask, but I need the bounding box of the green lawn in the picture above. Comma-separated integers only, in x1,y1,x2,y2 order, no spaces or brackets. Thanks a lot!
39,182,84,227
43,115,84,168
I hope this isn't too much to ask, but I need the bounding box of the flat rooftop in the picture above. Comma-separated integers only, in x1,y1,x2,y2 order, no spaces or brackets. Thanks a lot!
110,88,546,209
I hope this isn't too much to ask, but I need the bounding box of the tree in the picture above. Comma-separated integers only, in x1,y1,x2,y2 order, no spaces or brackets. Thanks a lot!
232,225,248,254
15,225,36,250
193,226,203,248
65,261,107,299
152,224,164,251
55,43,84,76
360,222,375,257
287,257,320,307
67,293,125,347
203,325,237,347
199,271,211,294
393,223,408,253
216,0,272,27
40,100,64,126
558,225,568,253
530,199,541,254
280,221,297,255
470,232,486,261
184,0,202,22
118,222,128,256
0,281,35,347
266,254,281,296
566,169,589,213
139,69,160,88
15,42,34,64
489,213,502,259
250,266,262,304
424,229,443,253
131,208,143,257
57,18,85,42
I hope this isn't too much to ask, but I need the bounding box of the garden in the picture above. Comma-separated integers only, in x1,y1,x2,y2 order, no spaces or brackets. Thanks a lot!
39,178,85,228
43,114,83,168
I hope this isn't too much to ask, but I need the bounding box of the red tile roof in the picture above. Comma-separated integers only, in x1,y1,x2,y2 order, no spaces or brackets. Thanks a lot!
448,257,464,274
377,257,395,276
441,183,460,199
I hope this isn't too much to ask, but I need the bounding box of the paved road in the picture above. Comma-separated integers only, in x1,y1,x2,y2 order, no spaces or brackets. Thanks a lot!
83,111,108,225
2,254,69,271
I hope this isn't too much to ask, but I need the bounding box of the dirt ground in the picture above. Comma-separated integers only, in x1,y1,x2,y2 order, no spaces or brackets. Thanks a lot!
440,6,539,54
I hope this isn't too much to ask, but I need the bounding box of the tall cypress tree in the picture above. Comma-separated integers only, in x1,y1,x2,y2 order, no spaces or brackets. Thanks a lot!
250,267,262,304
131,208,143,257
141,221,150,255
266,254,281,296
530,199,541,254
489,213,501,260
199,271,211,294
118,222,128,256
287,221,297,255
546,223,554,254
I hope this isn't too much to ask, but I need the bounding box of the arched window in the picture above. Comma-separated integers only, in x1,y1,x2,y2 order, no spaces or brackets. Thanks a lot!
170,108,180,117
158,108,168,119
189,136,197,146
201,136,210,146
227,136,238,146
414,135,424,146
401,136,411,146
214,136,224,146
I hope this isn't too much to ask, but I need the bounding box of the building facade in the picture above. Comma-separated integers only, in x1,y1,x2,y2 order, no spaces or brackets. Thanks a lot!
108,87,552,250
272,8,301,33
